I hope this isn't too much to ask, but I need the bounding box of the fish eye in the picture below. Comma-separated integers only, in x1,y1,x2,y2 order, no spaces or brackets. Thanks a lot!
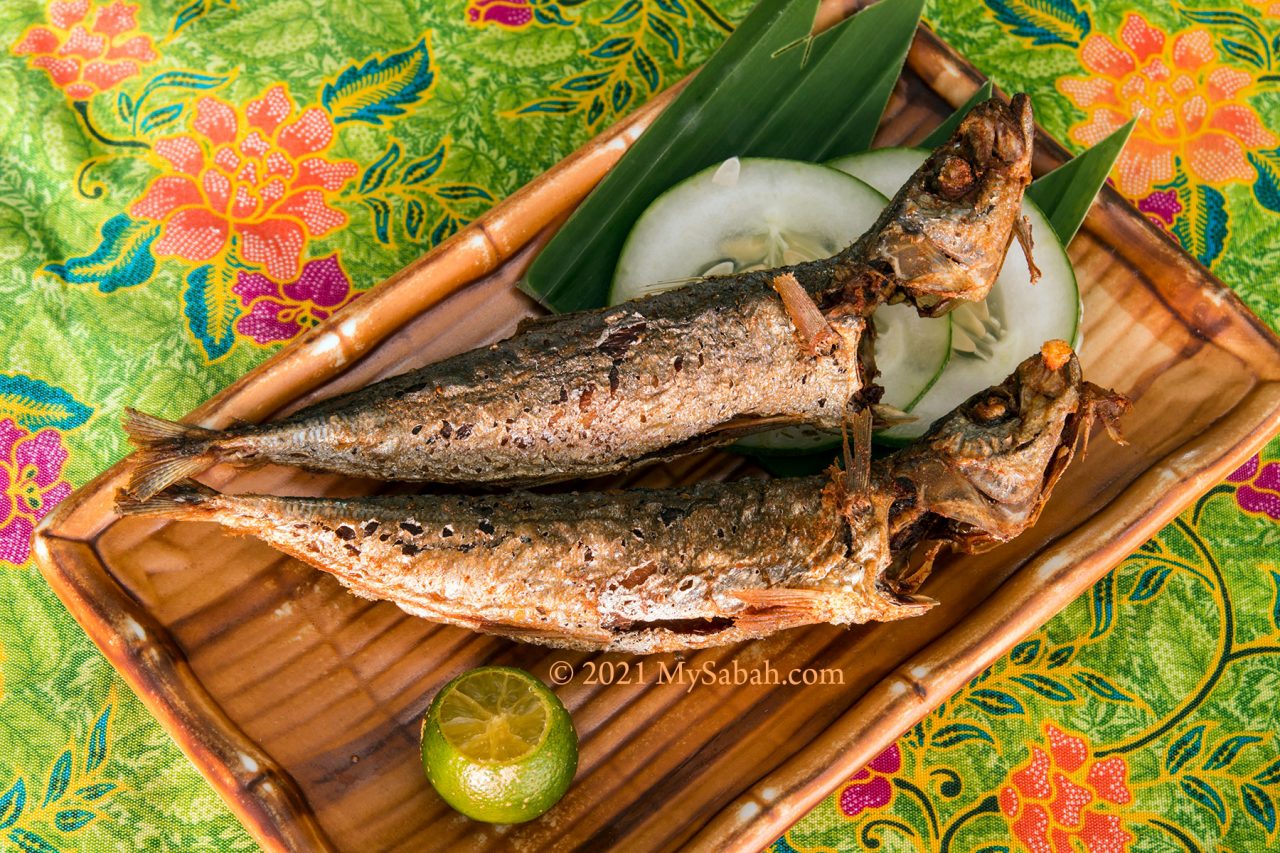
971,395,1012,424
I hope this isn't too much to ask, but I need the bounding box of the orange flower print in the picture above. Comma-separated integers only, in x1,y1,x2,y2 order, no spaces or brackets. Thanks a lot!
12,0,157,100
1000,725,1133,853
1059,14,1278,198
128,86,358,282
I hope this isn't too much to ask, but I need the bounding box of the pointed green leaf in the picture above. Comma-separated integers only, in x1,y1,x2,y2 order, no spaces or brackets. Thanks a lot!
1089,573,1114,638
1073,671,1133,703
1243,783,1277,832
1011,674,1074,702
1028,118,1134,245
43,751,71,806
1167,725,1206,774
919,82,993,150
55,808,96,832
1181,776,1226,823
1203,735,1260,771
1009,639,1040,665
966,688,1025,716
524,0,924,312
931,723,994,748
0,780,25,831
86,705,110,773
9,828,58,853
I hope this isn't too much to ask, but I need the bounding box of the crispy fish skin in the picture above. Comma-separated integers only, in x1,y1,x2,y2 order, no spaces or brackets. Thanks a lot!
122,96,1036,500
118,344,1126,654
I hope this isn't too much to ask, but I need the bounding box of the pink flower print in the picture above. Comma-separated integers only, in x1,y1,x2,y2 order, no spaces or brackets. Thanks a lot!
1228,455,1280,521
233,255,358,345
838,743,901,817
0,420,73,566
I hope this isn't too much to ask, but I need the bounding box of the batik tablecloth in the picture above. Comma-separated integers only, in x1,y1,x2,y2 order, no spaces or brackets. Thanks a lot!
1,1,1277,850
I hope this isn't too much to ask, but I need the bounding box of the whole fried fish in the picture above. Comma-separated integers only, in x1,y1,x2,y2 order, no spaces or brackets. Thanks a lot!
118,343,1125,654
123,96,1036,500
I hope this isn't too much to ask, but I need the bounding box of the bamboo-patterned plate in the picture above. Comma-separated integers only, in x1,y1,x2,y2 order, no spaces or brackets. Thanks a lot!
33,8,1280,852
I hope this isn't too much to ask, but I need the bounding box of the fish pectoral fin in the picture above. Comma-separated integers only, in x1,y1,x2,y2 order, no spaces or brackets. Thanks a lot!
729,588,833,633
474,618,612,647
1014,214,1042,284
770,272,839,355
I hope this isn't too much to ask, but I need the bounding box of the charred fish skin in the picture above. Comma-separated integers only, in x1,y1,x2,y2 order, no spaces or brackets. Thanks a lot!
121,96,1036,501
118,343,1128,654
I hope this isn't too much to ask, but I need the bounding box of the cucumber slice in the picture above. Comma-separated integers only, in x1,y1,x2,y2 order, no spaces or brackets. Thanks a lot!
829,147,1082,442
611,157,952,453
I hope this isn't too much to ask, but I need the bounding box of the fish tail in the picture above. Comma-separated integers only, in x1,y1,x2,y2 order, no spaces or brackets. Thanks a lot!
122,409,220,499
114,480,222,521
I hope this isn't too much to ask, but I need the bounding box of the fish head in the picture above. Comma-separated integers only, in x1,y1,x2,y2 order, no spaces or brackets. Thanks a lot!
890,340,1129,550
871,94,1036,316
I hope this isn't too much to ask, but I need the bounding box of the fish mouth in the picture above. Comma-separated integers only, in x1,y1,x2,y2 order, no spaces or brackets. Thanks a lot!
957,93,1034,175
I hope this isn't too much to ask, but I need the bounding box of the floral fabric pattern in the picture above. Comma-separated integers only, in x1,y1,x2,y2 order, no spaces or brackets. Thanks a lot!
775,2,1280,852
0,0,1278,851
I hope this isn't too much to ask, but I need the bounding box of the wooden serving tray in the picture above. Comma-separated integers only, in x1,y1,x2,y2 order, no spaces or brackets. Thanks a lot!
34,9,1280,853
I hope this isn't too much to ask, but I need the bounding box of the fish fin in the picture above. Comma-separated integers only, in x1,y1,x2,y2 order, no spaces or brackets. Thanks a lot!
731,589,827,632
842,408,872,496
475,619,609,647
127,450,215,502
122,408,215,446
1014,214,1041,284
115,480,220,520
732,588,826,613
770,272,838,355
122,409,219,499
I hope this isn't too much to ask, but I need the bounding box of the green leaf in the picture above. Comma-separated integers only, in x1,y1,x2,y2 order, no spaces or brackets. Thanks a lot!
1181,776,1226,823
43,751,71,806
919,82,993,150
633,47,660,92
1249,148,1280,214
591,36,636,59
648,14,682,59
321,39,435,126
1072,671,1132,703
435,185,493,201
54,808,96,832
183,262,241,362
402,145,447,185
1243,783,1277,832
8,828,58,853
0,374,92,431
1009,639,1040,665
1256,757,1280,785
86,705,110,773
931,723,994,748
1128,564,1172,601
966,688,1025,716
359,143,401,194
1011,674,1074,702
602,0,642,25
1089,573,1114,638
1027,118,1134,245
985,0,1091,47
525,0,924,312
1204,735,1260,770
1046,645,1074,668
1166,725,1206,774
0,780,25,831
44,214,158,293
1169,172,1229,267
73,783,115,801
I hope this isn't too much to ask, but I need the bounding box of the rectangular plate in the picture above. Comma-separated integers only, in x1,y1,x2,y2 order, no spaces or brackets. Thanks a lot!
34,14,1280,853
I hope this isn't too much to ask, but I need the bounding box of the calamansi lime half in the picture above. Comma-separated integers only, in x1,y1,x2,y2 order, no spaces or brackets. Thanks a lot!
421,666,578,824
